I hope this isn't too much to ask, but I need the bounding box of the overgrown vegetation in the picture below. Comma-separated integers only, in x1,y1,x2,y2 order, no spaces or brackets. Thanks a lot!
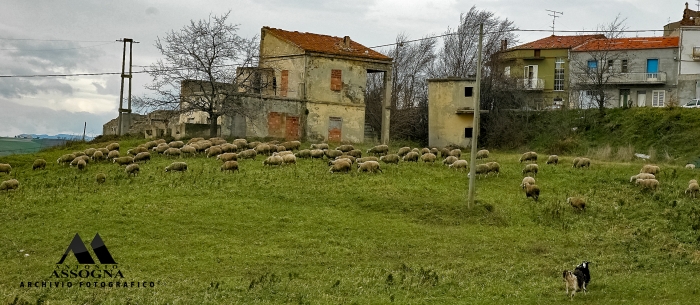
2,139,700,304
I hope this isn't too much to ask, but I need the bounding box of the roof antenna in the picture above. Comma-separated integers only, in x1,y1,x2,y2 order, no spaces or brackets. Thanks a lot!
546,9,563,35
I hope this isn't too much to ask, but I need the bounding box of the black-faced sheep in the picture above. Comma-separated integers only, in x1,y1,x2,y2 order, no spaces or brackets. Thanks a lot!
367,145,389,156
106,142,120,151
522,164,539,176
442,156,458,165
95,173,106,184
0,163,12,174
217,153,238,162
635,178,659,190
125,163,140,176
329,159,352,173
476,149,489,159
524,183,540,201
335,144,355,152
519,151,537,163
263,155,284,166
449,159,469,171
546,155,559,165
567,197,586,211
686,180,700,198
32,159,46,170
238,149,257,160
0,179,19,191
403,151,420,162
165,162,188,172
521,177,535,188
562,270,580,300
357,160,382,173
397,147,412,157
574,158,591,169
629,173,655,182
640,164,660,175
379,154,400,164
221,161,239,173
134,152,151,163
421,153,437,163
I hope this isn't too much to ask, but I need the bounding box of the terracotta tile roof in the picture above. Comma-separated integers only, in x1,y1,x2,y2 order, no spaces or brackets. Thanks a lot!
263,27,391,61
572,37,679,51
510,34,606,50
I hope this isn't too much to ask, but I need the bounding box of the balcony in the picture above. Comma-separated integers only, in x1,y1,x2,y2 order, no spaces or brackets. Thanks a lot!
520,78,544,90
576,72,667,85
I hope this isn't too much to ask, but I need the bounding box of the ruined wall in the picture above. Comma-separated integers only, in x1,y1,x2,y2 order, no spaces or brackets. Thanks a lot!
260,32,306,99
305,56,367,105
305,102,365,143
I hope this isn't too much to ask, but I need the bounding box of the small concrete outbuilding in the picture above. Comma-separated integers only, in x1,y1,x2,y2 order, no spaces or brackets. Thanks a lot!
428,78,478,148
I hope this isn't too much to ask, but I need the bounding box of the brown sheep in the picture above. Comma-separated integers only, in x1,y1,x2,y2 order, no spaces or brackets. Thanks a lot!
567,197,586,211
220,161,239,173
125,163,140,176
524,184,540,201
329,159,352,173
0,179,19,191
32,159,46,170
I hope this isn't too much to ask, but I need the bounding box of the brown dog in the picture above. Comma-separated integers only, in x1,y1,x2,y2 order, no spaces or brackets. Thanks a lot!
562,270,580,300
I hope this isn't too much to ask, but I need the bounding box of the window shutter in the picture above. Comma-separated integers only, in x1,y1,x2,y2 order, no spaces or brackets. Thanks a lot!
331,69,342,91
281,70,288,97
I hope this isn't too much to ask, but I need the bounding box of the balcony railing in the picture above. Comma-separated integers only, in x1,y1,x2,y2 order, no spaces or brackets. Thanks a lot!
576,72,667,84
520,78,544,90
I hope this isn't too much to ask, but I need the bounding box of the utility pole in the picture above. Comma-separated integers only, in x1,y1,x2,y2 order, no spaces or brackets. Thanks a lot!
467,23,483,209
82,122,86,142
546,9,563,35
116,38,139,136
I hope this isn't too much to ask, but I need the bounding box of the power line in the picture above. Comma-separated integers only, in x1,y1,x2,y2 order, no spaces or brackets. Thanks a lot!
0,42,116,52
0,37,115,43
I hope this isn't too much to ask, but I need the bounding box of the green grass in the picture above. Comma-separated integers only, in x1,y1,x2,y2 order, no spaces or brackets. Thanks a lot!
2,141,700,304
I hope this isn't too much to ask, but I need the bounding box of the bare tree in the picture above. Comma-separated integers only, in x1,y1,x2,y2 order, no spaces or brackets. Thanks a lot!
570,15,629,112
430,6,518,78
135,11,259,138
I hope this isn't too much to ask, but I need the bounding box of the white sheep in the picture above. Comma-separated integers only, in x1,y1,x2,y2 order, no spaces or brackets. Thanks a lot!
402,151,420,162
686,164,696,170
640,164,660,175
630,173,655,183
107,150,120,160
546,155,559,165
636,178,659,190
449,159,469,171
0,163,12,174
106,142,120,151
57,154,76,165
521,177,535,188
238,149,257,160
113,156,134,166
367,144,389,156
168,141,185,148
125,163,140,177
220,161,239,173
95,173,106,184
485,162,500,176
263,155,284,166
397,147,412,157
92,150,105,161
379,154,400,164
134,152,151,163
329,159,352,173
523,164,539,176
335,144,355,152
76,159,87,171
32,159,46,170
524,184,540,201
519,151,538,163
165,162,188,172
356,157,379,163
217,153,238,162
476,149,489,159
324,149,343,159
0,179,19,191
686,180,700,198
310,143,329,150
357,161,382,173
421,153,437,163
282,154,297,165
442,156,458,165
449,149,462,158
180,144,198,155
206,146,223,158
574,158,591,169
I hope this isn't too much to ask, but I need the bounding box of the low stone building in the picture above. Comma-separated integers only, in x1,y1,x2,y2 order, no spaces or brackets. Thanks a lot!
428,78,477,148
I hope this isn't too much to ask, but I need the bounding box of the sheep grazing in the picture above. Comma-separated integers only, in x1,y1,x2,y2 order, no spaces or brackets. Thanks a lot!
356,156,379,163
476,149,489,159
567,197,586,211
220,143,237,153
403,151,420,162
0,179,19,191
309,149,325,159
144,141,158,149
232,139,248,149
95,173,106,184
336,155,356,164
57,154,76,165
238,149,257,160
686,164,696,170
449,149,462,158
335,144,355,153
367,144,389,156
280,140,301,151
106,142,120,152
420,147,431,155
220,161,239,173
125,163,140,177
522,164,539,177
421,153,437,163
379,154,400,164
295,149,312,159
113,156,134,166
205,146,222,158
574,261,591,294
0,163,12,174
32,159,47,170
210,137,227,146
521,177,535,188
97,148,110,156
127,146,148,156
153,143,169,154
73,151,86,157
397,147,412,157
329,159,352,173
263,155,284,166
163,148,182,157
76,159,87,170
519,151,538,163
134,152,151,163
449,159,469,171
546,155,559,165
630,173,655,183
329,158,353,166
523,184,540,201
562,270,580,300
573,158,591,169
686,180,700,198
168,141,185,149
154,138,167,144
357,161,382,173
347,149,363,158
635,178,659,190
467,163,490,178
92,151,105,161
180,145,197,156
310,143,329,150
325,149,343,159
165,162,188,172
217,153,238,162
107,150,120,160
442,156,458,165
485,161,500,176
246,141,260,149
439,147,451,158
282,154,297,165
84,148,97,157
640,164,660,175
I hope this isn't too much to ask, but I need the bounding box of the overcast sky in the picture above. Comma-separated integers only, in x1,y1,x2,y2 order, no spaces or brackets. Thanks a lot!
0,0,688,137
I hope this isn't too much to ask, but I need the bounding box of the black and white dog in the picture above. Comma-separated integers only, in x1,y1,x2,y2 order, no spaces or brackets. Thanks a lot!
573,261,591,293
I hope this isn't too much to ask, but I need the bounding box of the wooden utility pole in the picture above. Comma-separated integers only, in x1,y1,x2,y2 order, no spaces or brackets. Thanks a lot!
117,38,138,136
82,122,86,142
467,23,484,208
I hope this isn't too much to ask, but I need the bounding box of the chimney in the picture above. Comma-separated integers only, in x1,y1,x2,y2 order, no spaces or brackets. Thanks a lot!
343,36,351,48
500,39,508,51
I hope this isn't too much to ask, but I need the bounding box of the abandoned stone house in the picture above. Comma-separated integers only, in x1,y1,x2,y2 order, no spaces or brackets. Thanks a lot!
105,26,393,142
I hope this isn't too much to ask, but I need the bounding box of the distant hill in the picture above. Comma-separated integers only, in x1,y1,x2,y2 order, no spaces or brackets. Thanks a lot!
15,133,94,141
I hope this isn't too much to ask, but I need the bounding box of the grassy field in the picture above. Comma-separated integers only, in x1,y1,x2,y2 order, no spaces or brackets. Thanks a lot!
2,139,700,304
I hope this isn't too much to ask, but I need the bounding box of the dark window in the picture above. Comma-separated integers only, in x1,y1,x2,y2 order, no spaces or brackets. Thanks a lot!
534,49,541,57
621,60,628,73
465,87,473,97
465,128,473,138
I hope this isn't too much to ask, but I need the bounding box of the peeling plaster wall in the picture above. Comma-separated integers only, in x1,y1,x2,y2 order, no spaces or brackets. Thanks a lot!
305,102,364,143
260,32,306,99
305,56,367,105
428,79,476,148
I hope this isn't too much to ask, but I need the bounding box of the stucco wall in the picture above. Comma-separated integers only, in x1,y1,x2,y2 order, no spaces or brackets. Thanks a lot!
305,102,365,143
427,79,476,148
260,31,307,99
305,56,367,105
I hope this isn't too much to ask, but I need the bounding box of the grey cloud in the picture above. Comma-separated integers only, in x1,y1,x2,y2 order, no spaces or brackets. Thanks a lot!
0,100,115,137
145,7,159,15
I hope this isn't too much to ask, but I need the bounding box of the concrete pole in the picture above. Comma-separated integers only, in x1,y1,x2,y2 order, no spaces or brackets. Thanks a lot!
467,23,484,209
117,39,127,136
381,67,392,144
